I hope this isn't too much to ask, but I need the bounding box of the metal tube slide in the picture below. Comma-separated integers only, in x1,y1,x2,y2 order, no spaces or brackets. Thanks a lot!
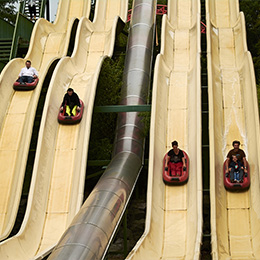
125,0,202,259
0,0,90,240
47,1,156,259
0,1,127,259
207,0,260,258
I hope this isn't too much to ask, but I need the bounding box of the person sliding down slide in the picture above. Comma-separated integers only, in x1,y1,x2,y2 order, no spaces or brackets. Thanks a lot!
60,88,81,117
17,60,38,84
165,140,186,176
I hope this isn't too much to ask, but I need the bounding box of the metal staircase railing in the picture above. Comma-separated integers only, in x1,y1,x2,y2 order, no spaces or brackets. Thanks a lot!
0,0,47,71
0,38,12,71
0,18,14,71
10,0,47,59
23,0,43,20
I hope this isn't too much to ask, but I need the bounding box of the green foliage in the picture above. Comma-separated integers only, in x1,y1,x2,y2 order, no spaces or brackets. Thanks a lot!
239,0,260,114
88,55,125,160
257,84,260,109
128,0,133,10
240,0,260,85
138,112,151,138
88,137,113,160
0,0,18,25
158,0,167,5
116,26,128,47
95,55,124,106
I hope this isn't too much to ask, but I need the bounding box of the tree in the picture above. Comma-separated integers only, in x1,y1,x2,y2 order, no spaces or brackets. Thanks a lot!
88,55,125,160
239,0,260,109
0,0,18,25
240,0,260,84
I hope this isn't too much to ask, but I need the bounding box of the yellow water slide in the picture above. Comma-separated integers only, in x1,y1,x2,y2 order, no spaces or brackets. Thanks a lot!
207,0,260,259
126,0,202,259
0,0,127,259
0,0,91,241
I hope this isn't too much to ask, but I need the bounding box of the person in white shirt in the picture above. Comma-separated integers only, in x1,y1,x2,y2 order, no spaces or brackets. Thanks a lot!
28,0,36,20
18,60,38,84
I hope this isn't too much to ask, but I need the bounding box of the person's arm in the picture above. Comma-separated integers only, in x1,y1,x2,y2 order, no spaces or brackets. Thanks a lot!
228,161,233,172
243,157,247,173
165,155,170,170
18,68,23,77
182,156,187,171
75,93,81,111
60,94,67,110
76,93,80,106
33,68,38,78
226,150,232,173
226,157,230,173
182,156,186,167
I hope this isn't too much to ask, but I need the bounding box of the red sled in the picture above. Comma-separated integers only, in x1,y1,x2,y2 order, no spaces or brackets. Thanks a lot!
163,151,189,185
58,100,84,125
223,159,250,191
13,78,39,91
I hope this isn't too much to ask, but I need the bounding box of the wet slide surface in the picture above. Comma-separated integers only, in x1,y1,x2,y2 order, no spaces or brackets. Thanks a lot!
0,0,90,240
207,0,260,259
0,0,127,259
126,1,202,259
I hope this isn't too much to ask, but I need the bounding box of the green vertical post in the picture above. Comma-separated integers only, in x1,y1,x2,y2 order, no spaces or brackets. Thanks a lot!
40,0,47,18
10,1,23,59
19,0,25,13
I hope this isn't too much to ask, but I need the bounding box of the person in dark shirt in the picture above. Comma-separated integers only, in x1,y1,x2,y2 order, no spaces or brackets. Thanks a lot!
228,155,244,183
225,140,247,175
60,88,81,116
28,0,37,20
165,140,186,176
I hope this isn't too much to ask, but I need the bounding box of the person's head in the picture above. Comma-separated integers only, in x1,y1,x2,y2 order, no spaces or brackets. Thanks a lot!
232,140,240,150
232,155,238,162
172,140,178,150
25,60,31,69
67,88,74,96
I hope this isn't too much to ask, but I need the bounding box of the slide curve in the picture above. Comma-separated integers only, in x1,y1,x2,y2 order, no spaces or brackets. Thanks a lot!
207,0,260,259
0,0,90,240
126,0,202,259
0,0,127,259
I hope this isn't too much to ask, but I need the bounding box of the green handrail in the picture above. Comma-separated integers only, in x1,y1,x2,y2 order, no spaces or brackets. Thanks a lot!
94,104,151,113
40,0,47,18
10,0,47,59
10,12,33,59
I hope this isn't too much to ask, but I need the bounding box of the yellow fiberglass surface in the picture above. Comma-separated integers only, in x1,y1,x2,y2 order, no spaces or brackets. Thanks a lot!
207,0,260,259
0,0,91,241
0,0,127,259
126,0,202,259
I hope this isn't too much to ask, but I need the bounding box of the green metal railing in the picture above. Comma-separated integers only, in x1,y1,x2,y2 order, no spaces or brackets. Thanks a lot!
10,0,47,59
40,0,47,18
94,104,151,113
0,18,14,70
0,0,48,72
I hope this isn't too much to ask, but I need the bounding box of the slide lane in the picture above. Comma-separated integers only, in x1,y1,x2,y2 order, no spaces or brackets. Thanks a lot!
0,0,90,240
207,0,260,259
0,0,127,259
126,0,202,259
